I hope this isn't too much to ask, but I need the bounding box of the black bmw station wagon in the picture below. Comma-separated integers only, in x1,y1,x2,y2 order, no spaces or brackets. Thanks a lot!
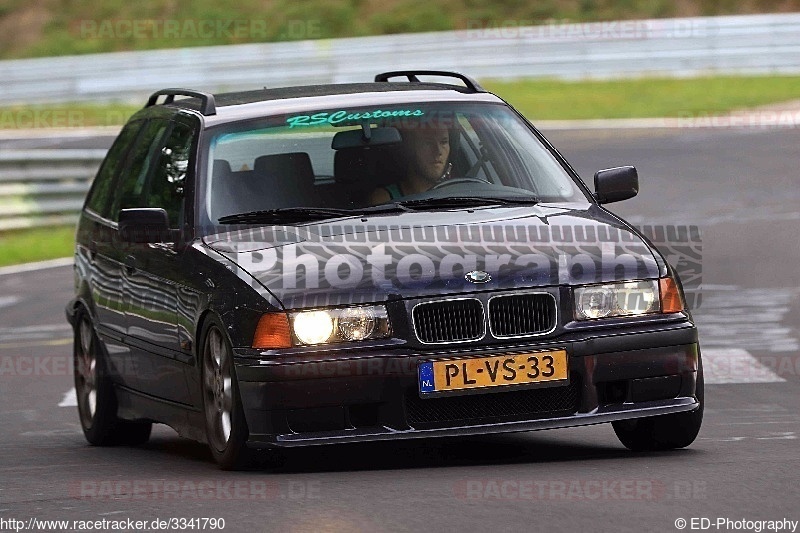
67,71,703,469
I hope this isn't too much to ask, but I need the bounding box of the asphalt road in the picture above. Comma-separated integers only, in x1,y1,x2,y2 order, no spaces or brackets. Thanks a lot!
1,126,798,533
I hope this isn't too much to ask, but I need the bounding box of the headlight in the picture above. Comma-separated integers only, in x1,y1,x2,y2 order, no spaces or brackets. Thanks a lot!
338,307,377,341
292,310,336,345
290,305,391,345
574,280,659,320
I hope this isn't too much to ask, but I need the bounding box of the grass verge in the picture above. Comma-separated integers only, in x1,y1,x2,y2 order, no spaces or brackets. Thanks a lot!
483,75,800,120
0,226,74,267
0,75,797,129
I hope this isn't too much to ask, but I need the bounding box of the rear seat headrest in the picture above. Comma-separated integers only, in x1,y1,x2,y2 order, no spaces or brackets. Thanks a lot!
334,145,405,187
254,152,314,184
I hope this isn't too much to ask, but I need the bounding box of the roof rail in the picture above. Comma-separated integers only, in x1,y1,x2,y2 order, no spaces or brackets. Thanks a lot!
374,70,486,93
145,89,217,116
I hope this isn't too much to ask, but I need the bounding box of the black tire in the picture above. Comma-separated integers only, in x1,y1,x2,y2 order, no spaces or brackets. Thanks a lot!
74,310,152,446
612,357,704,451
200,316,257,470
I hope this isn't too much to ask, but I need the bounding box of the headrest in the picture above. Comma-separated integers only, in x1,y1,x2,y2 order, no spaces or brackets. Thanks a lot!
334,145,405,187
212,159,231,178
254,152,314,184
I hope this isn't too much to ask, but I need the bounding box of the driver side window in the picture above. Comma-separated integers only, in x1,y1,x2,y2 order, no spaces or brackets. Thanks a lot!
146,122,194,228
113,119,170,220
111,119,194,229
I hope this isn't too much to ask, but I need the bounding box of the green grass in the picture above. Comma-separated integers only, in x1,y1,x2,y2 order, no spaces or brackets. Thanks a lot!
483,75,800,120
0,103,140,129
0,75,797,129
4,0,800,60
0,226,74,267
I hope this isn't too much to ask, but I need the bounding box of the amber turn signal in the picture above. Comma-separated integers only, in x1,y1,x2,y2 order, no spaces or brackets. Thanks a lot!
252,313,292,349
659,277,684,313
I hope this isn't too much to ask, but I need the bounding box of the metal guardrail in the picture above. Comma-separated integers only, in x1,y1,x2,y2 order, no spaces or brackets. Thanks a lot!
0,150,105,230
0,13,799,104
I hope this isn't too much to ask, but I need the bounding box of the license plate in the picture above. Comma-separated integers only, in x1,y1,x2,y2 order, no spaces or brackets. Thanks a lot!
418,350,568,394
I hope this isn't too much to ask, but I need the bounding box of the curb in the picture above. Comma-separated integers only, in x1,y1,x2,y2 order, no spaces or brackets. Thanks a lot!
0,257,73,276
0,126,121,139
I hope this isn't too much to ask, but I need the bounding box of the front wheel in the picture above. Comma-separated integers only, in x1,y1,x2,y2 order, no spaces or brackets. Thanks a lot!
200,317,257,470
74,310,151,446
612,359,704,451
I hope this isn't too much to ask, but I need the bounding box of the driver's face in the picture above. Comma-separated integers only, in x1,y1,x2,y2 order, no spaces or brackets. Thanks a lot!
406,128,450,183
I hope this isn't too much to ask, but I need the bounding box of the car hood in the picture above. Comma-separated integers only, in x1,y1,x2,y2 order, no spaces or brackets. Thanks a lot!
203,204,663,309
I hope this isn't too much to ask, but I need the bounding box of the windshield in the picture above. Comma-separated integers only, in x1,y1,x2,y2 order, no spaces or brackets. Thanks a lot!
202,102,589,226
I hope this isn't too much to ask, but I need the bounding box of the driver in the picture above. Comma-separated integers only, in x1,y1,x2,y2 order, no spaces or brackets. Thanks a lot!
367,126,451,204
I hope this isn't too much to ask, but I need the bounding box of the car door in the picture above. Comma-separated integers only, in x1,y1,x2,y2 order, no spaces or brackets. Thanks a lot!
80,119,144,388
113,117,194,404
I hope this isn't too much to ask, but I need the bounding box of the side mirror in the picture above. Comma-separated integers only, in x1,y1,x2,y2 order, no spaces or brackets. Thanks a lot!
118,208,171,243
594,166,639,204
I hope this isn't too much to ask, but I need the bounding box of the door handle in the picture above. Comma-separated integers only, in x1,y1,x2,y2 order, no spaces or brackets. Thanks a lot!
124,255,137,273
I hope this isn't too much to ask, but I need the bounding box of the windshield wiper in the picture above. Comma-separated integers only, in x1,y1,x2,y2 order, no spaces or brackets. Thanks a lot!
218,205,407,224
218,197,539,224
398,196,540,210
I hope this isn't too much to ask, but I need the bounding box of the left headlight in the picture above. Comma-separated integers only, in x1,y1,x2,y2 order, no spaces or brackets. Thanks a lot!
574,280,660,320
291,305,391,346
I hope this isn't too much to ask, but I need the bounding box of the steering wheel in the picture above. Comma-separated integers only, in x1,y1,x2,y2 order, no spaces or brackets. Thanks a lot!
431,177,491,190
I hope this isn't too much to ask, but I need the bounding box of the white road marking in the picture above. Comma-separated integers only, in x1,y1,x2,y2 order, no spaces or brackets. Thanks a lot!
697,284,739,291
700,436,747,442
58,387,77,407
703,348,786,384
694,287,799,353
700,432,796,443
755,432,796,440
726,421,797,425
0,257,73,277
0,296,20,309
0,324,73,342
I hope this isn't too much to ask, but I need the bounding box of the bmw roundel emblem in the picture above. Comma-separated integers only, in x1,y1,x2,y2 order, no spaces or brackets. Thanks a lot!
465,270,491,284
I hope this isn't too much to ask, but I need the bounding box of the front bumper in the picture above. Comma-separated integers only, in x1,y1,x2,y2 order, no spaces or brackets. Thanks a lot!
234,318,700,448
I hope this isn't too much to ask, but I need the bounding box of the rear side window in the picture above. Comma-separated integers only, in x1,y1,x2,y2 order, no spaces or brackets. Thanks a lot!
85,120,142,219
